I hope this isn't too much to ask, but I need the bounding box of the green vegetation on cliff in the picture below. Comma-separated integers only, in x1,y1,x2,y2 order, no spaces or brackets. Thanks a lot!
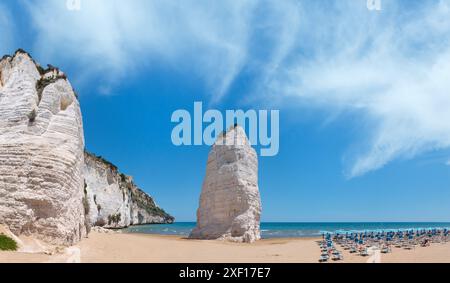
0,234,18,251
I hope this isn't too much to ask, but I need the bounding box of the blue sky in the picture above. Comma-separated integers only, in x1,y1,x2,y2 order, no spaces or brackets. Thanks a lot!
1,0,450,222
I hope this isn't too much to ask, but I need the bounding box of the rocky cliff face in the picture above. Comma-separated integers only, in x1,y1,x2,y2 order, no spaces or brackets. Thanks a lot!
84,152,174,228
0,50,87,246
190,126,262,243
0,50,173,246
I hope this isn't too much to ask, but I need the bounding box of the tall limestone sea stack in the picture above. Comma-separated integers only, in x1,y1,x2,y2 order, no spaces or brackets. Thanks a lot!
0,50,173,246
0,50,86,245
190,126,262,243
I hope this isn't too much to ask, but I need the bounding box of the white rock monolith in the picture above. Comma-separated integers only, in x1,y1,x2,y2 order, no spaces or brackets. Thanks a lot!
190,126,262,243
0,50,87,245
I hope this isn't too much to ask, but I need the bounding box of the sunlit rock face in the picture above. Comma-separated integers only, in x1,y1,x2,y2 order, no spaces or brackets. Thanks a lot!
83,152,174,228
190,126,262,243
0,50,87,246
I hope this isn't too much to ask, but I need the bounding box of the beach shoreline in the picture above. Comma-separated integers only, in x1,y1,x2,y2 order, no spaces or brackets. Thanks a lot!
2,232,450,263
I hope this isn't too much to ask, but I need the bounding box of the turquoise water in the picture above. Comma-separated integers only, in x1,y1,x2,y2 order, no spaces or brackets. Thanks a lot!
124,222,450,239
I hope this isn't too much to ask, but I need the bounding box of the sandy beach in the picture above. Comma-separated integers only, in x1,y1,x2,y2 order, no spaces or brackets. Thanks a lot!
2,232,450,263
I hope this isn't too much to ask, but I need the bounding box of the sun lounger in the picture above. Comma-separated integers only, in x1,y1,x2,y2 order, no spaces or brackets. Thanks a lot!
319,255,329,263
360,249,369,256
332,253,343,261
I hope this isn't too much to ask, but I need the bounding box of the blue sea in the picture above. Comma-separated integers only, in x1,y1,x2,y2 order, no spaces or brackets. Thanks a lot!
124,222,450,239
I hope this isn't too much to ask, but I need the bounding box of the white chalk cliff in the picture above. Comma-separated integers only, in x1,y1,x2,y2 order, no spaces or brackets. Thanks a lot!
190,126,262,243
84,152,173,228
0,50,87,245
0,50,173,246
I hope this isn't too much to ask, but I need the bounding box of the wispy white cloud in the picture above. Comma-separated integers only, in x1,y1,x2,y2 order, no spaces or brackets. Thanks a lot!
24,0,260,97
23,0,303,99
13,0,450,177
266,0,450,177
